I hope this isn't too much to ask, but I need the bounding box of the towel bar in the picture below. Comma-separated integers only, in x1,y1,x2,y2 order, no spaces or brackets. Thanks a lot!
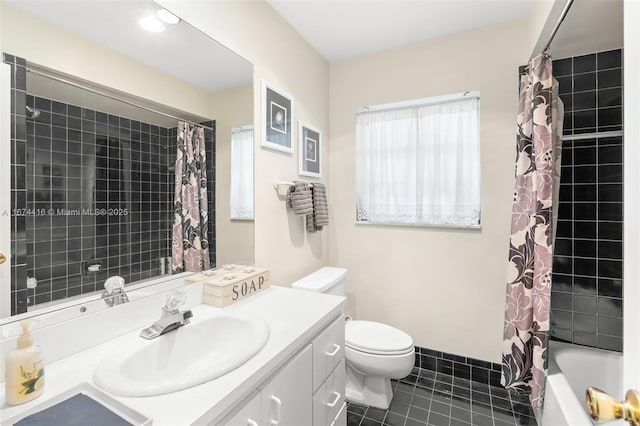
272,179,314,190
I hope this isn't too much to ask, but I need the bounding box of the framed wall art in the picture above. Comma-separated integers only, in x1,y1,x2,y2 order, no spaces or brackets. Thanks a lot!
299,123,321,178
261,80,294,154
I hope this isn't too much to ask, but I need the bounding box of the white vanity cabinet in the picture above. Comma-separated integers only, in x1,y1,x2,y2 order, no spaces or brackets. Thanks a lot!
0,287,347,426
219,315,345,426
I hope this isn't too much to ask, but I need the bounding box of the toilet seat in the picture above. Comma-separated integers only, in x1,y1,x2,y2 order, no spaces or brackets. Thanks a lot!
345,320,414,356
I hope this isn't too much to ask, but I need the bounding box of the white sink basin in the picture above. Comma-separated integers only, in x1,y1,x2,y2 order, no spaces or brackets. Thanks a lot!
93,312,270,397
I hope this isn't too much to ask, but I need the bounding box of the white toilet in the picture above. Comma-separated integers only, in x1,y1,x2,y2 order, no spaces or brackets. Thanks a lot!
291,267,415,409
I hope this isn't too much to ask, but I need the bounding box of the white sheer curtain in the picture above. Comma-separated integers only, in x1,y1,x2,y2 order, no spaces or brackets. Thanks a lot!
230,126,254,220
356,97,481,226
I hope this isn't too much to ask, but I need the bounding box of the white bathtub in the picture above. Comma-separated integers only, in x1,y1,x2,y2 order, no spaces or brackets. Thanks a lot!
542,340,623,426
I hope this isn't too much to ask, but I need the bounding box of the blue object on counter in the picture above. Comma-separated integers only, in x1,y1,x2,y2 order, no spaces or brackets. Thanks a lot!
14,393,133,426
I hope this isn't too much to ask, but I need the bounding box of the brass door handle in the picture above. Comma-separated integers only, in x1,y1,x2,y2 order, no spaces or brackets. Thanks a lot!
587,387,640,425
0,252,5,264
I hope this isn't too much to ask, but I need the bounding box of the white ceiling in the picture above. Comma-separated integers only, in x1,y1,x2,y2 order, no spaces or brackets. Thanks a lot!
267,0,534,62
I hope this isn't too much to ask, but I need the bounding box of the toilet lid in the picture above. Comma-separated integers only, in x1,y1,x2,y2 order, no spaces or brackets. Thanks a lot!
345,320,414,355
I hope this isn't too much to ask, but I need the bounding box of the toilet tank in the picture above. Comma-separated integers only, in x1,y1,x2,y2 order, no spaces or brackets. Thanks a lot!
291,267,347,297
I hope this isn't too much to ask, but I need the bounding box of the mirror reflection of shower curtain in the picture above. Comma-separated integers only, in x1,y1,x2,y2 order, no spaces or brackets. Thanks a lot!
501,53,564,408
172,122,210,273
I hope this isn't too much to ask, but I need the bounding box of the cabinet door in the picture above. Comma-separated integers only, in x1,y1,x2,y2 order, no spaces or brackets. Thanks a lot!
219,391,261,426
261,345,313,426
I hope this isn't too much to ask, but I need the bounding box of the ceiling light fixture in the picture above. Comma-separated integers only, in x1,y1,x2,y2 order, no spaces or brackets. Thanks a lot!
156,9,180,25
139,15,165,32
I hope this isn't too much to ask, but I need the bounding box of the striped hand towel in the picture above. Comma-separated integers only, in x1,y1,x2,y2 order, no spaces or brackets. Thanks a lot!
286,181,313,215
307,182,329,232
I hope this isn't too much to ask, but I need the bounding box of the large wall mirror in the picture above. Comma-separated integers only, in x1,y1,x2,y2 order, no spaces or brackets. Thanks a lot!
0,0,254,324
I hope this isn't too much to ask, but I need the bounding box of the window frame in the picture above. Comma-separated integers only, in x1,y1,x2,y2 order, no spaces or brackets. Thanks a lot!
230,125,255,221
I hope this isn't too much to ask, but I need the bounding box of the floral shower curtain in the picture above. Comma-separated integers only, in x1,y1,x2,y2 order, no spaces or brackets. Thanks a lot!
172,122,210,272
501,53,563,408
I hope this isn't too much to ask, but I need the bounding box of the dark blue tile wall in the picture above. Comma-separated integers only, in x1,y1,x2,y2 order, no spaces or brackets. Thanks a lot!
414,346,503,388
550,49,624,352
4,53,29,315
6,53,216,313
22,96,176,309
204,121,217,267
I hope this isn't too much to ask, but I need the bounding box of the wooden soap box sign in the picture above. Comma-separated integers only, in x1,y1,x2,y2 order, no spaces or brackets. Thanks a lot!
202,267,270,307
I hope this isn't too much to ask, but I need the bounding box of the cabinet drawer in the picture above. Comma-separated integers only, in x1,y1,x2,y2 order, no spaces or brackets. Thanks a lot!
312,359,345,426
313,315,345,392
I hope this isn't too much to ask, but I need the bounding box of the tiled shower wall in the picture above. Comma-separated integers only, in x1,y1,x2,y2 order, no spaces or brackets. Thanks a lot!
550,49,624,351
24,95,175,309
5,53,29,315
6,53,216,314
204,123,217,256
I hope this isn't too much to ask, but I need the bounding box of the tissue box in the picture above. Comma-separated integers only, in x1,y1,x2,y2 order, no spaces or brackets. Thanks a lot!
202,267,270,307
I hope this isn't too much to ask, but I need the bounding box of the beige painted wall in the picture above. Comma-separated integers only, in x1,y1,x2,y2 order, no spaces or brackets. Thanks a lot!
157,0,331,286
212,84,255,266
329,19,526,363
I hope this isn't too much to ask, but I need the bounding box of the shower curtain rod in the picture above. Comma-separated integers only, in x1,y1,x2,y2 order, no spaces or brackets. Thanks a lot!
539,0,575,55
26,67,214,131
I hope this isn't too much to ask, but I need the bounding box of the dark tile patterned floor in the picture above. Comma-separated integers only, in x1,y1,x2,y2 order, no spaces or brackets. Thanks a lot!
346,367,537,426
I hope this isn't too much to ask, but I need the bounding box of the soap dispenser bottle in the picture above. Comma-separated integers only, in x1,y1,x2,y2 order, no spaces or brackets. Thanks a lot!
5,321,45,405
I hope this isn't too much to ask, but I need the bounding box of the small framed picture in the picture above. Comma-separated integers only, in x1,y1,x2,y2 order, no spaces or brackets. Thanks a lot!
261,80,294,154
299,123,321,178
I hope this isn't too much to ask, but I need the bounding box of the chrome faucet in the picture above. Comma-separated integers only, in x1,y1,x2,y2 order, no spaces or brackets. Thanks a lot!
101,276,129,307
140,290,193,340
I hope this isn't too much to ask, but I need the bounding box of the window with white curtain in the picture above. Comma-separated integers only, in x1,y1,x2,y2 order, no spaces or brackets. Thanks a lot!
230,125,254,220
356,92,481,227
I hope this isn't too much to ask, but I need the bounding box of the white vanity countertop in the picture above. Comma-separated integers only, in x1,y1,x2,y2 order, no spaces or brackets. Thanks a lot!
0,286,345,425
